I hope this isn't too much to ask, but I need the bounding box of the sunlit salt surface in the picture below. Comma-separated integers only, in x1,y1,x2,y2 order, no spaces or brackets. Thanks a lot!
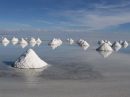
14,49,48,69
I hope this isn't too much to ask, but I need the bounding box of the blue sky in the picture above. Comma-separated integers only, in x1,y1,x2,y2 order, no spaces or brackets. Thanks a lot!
0,0,130,33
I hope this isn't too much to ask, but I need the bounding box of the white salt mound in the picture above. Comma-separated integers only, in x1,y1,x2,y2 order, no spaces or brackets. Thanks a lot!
96,43,113,51
98,40,105,45
2,37,10,43
14,49,48,69
77,39,90,47
67,38,74,44
36,38,42,44
107,41,112,46
19,38,28,44
112,41,122,48
30,37,37,44
11,37,19,45
49,38,62,45
122,41,129,48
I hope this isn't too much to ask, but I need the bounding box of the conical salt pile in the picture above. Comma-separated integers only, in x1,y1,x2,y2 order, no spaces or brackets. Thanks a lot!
98,40,105,45
2,37,10,43
112,41,122,48
96,43,113,51
14,49,48,69
107,41,112,46
122,41,129,48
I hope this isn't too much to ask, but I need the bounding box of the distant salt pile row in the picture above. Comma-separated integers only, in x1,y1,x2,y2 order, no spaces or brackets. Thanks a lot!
0,37,42,47
14,49,48,69
97,40,129,52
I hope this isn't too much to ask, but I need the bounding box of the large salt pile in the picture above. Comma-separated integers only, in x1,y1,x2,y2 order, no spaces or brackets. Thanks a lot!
14,49,48,69
67,38,74,44
112,41,122,51
11,37,19,45
77,39,90,47
96,43,113,51
122,41,129,48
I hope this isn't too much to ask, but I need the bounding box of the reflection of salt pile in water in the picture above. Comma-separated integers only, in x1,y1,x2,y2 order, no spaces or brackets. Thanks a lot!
11,37,19,45
122,41,129,48
77,39,90,49
15,68,46,82
1,37,10,46
98,51,112,58
67,38,74,44
49,38,62,49
14,49,48,69
112,41,122,51
96,43,113,51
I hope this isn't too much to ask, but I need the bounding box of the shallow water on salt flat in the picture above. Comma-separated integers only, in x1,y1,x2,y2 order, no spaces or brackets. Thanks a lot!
0,33,130,97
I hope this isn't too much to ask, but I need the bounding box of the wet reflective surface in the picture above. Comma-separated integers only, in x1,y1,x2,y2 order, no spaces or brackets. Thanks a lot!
0,33,130,97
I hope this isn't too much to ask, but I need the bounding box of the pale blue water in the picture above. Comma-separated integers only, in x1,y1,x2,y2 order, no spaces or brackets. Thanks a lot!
0,32,130,97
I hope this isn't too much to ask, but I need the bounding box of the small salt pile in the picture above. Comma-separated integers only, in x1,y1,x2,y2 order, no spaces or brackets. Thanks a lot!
14,49,48,69
67,38,74,44
11,37,19,45
112,41,122,51
119,40,123,44
36,38,42,44
107,41,112,46
49,38,62,45
19,38,28,44
29,37,37,44
96,43,113,51
122,41,129,48
77,39,90,47
98,40,105,45
2,37,10,43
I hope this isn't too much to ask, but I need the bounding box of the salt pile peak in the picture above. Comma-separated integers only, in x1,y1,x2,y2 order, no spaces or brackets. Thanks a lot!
98,40,105,45
49,38,62,45
112,41,122,48
96,43,113,51
30,37,37,44
2,37,10,43
14,49,48,69
36,38,42,44
77,39,90,47
19,38,28,44
67,38,74,44
122,41,129,48
11,37,19,45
